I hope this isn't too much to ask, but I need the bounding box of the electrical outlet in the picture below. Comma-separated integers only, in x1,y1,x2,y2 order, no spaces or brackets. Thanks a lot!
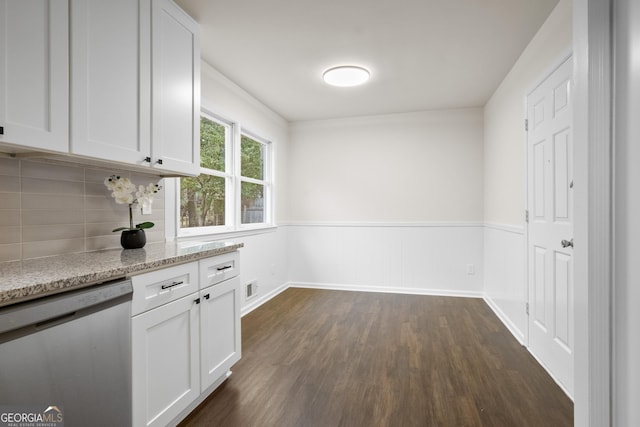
467,264,475,275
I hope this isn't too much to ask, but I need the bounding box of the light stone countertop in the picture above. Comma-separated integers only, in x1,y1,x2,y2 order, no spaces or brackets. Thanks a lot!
0,240,243,308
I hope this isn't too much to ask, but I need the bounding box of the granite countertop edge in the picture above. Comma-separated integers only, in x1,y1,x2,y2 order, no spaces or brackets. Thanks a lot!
0,241,244,308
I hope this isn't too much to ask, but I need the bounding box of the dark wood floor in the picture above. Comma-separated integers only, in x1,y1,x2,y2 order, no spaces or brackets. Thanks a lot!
180,288,573,427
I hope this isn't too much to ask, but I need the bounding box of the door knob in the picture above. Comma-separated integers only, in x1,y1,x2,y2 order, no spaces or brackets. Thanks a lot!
561,239,573,248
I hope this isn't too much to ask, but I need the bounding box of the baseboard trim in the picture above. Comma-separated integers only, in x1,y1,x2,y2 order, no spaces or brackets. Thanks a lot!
241,282,290,317
483,295,525,345
291,282,483,298
526,346,574,401
240,281,484,316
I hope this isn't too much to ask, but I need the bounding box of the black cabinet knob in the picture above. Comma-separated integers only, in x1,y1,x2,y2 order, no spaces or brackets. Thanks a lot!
144,156,151,163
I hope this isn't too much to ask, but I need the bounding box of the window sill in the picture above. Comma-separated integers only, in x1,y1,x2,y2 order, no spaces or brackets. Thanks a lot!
176,225,278,242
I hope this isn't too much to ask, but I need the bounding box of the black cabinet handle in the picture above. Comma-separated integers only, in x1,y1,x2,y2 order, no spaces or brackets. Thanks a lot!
204,294,210,300
0,126,4,135
217,265,232,271
194,297,201,304
156,159,163,165
144,156,151,163
161,280,184,290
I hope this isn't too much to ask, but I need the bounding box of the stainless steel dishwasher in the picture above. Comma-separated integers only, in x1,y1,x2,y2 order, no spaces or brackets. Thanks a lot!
0,278,133,427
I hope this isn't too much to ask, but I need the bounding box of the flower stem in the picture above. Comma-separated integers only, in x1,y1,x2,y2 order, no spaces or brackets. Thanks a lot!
129,204,133,229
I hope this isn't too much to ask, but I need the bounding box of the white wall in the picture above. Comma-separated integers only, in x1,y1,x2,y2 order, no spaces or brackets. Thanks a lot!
613,0,640,424
483,224,525,342
165,61,291,312
484,0,572,225
285,109,484,295
482,0,572,338
231,228,289,315
288,109,484,223
288,224,484,296
199,62,291,223
162,3,576,334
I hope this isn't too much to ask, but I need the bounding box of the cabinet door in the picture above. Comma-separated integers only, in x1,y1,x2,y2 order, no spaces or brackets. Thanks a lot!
151,0,200,176
132,293,200,427
70,0,151,166
200,276,242,392
0,0,68,152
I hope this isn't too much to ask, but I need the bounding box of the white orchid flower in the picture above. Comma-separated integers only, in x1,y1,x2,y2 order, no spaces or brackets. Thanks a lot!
104,175,162,231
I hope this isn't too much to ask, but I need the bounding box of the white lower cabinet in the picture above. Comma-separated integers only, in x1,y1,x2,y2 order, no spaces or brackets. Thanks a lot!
200,276,241,391
132,292,200,427
131,253,241,427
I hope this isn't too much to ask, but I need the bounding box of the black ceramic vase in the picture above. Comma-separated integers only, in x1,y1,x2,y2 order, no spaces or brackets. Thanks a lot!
120,229,146,249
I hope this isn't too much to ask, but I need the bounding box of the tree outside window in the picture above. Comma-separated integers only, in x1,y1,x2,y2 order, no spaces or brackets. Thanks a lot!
240,135,267,224
179,112,272,233
180,116,228,228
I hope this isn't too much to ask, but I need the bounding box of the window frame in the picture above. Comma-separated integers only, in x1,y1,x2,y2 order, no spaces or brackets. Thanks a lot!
177,109,273,237
237,129,272,229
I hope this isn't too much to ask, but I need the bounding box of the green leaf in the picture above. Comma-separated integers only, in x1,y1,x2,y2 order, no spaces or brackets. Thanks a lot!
136,221,155,229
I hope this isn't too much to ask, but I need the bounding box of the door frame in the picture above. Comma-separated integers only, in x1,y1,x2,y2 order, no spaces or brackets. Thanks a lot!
523,49,573,350
573,0,613,425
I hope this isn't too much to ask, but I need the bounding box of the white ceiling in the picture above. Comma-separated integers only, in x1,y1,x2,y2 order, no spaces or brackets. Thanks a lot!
174,0,559,122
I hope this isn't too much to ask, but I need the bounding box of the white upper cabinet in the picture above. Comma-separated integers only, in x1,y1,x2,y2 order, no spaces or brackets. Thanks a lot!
70,0,199,176
0,0,69,153
151,0,200,176
70,0,152,167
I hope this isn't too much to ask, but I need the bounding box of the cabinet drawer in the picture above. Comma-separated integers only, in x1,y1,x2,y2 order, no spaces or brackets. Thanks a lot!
132,262,198,315
199,252,240,289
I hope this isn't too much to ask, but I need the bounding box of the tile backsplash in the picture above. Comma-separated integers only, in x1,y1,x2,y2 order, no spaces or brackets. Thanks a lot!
0,157,165,262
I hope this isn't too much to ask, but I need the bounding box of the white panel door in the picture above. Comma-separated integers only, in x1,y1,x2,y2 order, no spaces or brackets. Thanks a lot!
527,56,573,396
132,293,200,427
200,276,241,392
70,0,151,165
0,0,68,152
151,0,200,176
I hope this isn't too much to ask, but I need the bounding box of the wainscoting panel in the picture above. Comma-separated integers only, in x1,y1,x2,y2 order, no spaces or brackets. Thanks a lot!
287,224,484,297
483,224,526,343
199,228,290,315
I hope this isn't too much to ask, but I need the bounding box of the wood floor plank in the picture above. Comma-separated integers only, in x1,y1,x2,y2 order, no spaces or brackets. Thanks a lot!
179,288,573,427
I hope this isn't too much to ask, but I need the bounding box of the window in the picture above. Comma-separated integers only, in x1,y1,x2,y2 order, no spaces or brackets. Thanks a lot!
240,133,268,224
179,111,272,235
180,115,231,229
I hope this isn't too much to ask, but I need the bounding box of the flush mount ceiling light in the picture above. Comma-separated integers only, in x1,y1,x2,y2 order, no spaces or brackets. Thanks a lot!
322,65,370,87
